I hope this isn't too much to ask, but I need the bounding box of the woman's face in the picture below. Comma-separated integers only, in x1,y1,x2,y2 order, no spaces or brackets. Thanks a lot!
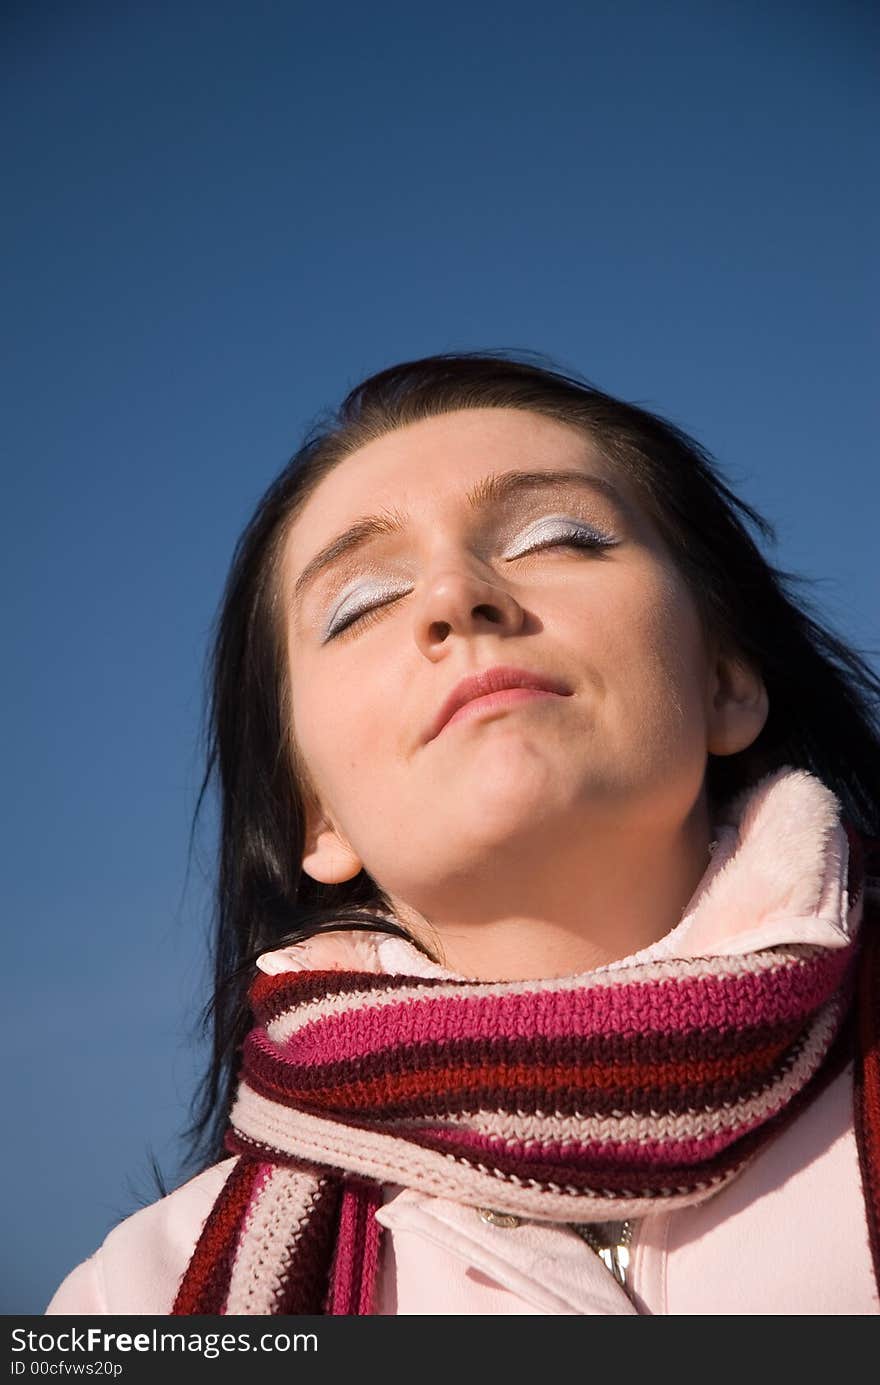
279,407,764,934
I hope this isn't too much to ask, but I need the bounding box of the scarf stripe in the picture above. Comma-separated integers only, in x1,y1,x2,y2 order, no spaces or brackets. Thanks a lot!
253,968,437,1025
242,1024,809,1114
325,1179,385,1314
225,1164,330,1314
273,1173,344,1313
264,1016,802,1065
854,922,880,1287
257,1010,809,1068
170,1156,264,1315
263,948,847,1053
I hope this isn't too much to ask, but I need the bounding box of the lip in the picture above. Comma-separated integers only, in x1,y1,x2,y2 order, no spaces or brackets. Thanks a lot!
422,664,573,744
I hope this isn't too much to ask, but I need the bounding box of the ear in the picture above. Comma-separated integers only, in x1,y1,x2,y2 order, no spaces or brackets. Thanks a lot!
292,739,364,884
300,800,364,884
707,644,770,757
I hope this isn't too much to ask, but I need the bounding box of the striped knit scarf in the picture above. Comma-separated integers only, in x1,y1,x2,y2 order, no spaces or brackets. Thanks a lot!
173,819,880,1315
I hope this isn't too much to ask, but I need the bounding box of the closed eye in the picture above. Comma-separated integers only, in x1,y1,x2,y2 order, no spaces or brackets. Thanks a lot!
512,523,617,560
323,523,617,640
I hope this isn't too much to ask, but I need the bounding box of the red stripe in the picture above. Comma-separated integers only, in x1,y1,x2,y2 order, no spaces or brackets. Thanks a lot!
171,1158,264,1315
853,896,880,1291
243,1035,795,1113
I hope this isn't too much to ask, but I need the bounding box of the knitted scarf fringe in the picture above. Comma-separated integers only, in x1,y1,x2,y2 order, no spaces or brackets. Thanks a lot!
173,822,880,1315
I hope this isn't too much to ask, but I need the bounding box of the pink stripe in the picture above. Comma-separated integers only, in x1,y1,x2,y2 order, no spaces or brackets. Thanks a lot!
267,954,847,1067
327,1184,361,1315
357,1184,383,1315
326,1180,384,1316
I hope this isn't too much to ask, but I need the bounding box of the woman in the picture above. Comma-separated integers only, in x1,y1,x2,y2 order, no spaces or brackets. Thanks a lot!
46,351,880,1315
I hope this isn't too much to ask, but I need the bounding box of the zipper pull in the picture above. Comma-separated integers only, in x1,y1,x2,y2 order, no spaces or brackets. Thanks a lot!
570,1219,634,1290
598,1242,631,1287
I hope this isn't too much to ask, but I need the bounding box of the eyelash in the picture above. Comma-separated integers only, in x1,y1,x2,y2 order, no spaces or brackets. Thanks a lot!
324,524,616,640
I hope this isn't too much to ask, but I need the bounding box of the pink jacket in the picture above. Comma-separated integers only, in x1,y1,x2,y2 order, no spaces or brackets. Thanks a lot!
45,770,880,1315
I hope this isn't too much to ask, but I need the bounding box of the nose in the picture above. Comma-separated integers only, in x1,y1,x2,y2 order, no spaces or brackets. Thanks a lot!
413,566,527,656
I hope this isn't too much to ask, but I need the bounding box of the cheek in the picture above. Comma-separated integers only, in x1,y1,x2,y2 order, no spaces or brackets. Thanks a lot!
296,627,416,757
289,655,392,804
589,568,707,710
643,599,711,758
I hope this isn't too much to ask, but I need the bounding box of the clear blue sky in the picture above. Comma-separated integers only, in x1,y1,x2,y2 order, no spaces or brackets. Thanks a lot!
3,0,877,1313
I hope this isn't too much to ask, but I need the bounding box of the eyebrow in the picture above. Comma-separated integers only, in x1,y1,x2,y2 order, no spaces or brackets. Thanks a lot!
290,468,631,610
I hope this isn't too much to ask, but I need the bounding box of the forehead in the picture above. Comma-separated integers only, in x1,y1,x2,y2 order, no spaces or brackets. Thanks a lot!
284,407,635,560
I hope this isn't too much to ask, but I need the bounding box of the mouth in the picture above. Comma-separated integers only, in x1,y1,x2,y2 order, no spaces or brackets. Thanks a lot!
422,665,573,744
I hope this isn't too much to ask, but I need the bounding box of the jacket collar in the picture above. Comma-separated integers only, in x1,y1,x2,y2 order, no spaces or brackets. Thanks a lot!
371,1187,640,1314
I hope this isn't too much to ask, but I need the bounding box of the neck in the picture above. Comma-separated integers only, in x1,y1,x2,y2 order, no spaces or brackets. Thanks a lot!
389,795,715,981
